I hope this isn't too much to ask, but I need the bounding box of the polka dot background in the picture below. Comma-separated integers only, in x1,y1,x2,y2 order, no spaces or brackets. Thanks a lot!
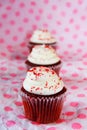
0,0,87,129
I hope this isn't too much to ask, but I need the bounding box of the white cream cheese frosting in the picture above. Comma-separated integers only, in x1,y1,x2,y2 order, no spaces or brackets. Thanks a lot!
23,66,64,95
28,45,60,65
30,29,56,44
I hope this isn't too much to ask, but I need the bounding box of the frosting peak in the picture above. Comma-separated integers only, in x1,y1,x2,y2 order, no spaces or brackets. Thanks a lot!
23,67,64,95
28,45,60,65
30,29,56,44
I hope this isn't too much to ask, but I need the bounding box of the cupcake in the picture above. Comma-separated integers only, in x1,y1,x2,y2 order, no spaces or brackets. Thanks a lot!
28,29,56,52
21,66,67,124
25,45,62,75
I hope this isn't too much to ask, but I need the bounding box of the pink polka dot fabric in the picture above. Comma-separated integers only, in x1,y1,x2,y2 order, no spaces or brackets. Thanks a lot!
0,0,87,129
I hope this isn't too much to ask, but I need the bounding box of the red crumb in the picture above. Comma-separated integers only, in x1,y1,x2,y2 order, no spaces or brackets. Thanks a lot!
52,71,55,74
35,87,40,90
45,81,48,86
31,86,35,89
45,68,49,72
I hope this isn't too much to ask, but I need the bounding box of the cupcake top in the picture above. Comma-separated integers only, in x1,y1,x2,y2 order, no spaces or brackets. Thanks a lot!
30,29,56,44
27,45,60,65
23,66,64,95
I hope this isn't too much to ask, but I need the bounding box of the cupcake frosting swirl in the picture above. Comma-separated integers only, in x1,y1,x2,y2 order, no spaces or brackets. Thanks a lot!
30,29,56,44
28,45,60,65
23,67,64,95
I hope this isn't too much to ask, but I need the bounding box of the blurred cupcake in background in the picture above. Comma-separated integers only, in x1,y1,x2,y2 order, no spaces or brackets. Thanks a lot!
25,45,62,75
28,29,57,52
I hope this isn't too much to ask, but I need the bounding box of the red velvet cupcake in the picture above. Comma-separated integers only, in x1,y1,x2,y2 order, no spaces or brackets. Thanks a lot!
20,66,67,124
25,45,62,75
28,29,57,52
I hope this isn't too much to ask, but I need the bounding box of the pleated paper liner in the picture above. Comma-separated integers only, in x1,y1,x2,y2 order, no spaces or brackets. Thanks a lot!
20,87,67,124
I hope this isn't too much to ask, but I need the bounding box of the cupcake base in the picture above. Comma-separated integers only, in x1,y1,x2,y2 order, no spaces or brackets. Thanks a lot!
25,60,62,75
21,87,67,124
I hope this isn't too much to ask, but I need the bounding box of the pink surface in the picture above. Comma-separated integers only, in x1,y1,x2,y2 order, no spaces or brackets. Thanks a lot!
0,0,87,129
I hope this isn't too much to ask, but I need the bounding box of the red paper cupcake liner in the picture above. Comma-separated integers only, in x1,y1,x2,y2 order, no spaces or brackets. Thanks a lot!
20,87,66,124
